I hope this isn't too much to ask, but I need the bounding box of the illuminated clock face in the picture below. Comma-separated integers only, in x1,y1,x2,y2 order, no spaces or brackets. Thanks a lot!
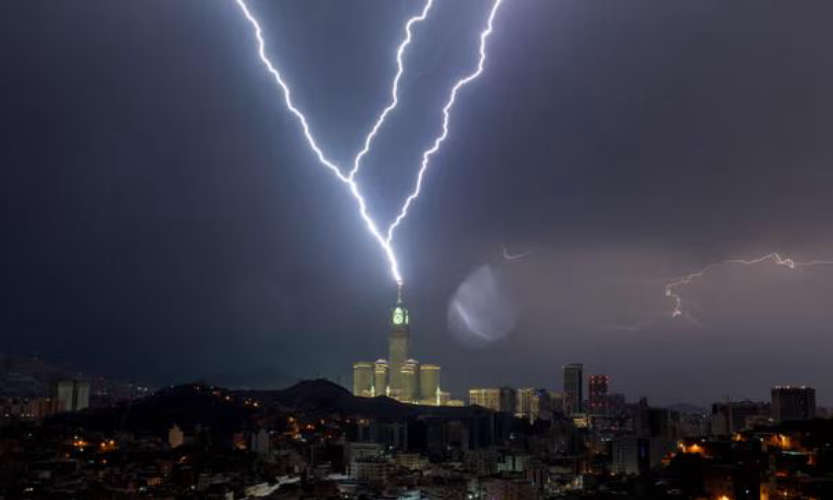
393,307,404,325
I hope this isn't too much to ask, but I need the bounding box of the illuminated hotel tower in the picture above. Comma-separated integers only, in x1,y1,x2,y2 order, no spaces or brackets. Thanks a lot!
352,287,455,405
387,286,410,398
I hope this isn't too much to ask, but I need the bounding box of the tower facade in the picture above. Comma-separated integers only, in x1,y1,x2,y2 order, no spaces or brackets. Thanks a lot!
563,363,583,415
468,387,516,412
373,359,389,397
54,379,90,412
516,387,535,420
401,359,419,402
353,362,373,397
588,375,610,416
387,289,410,398
419,364,440,402
352,286,454,405
771,386,816,422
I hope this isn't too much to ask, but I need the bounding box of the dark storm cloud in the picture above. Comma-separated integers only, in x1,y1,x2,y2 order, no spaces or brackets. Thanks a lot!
2,1,832,405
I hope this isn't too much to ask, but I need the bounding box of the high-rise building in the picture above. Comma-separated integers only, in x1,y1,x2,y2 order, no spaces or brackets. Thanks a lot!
710,400,771,435
470,388,500,411
514,388,552,423
352,287,451,405
532,389,554,422
55,379,90,412
500,387,516,413
605,392,626,417
469,387,516,412
75,381,90,411
373,359,389,397
612,436,650,476
55,380,74,412
588,375,610,416
563,363,583,415
516,387,535,421
419,364,440,403
387,290,410,399
771,386,816,422
548,391,564,415
401,359,419,402
353,362,373,397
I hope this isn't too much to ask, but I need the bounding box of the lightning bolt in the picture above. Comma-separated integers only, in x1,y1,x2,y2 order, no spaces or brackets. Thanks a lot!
665,252,833,319
235,0,505,285
233,0,437,285
349,0,434,180
234,0,350,183
385,0,504,245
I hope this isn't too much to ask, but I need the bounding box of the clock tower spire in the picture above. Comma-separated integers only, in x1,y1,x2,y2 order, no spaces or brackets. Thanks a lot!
388,285,410,398
391,283,409,328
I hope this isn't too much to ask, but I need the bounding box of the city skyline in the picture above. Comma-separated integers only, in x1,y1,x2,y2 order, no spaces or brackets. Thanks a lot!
3,0,833,407
4,2,833,497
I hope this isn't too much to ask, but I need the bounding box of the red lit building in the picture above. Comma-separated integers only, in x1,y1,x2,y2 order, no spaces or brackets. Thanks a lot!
588,375,610,416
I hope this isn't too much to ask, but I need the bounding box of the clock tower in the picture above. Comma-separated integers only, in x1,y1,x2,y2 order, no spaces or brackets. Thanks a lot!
387,284,410,397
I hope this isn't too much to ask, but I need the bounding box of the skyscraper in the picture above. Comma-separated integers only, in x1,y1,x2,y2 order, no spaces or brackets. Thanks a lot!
563,363,583,415
373,359,389,397
710,400,771,434
54,379,90,412
419,364,440,403
468,387,516,412
352,287,455,405
55,380,74,412
500,387,517,414
353,362,373,397
387,288,410,399
588,374,609,416
771,386,816,422
531,389,554,422
516,387,535,421
401,359,419,402
469,388,500,411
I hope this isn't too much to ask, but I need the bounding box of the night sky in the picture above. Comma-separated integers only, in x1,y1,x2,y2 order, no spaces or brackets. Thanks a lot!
3,1,833,406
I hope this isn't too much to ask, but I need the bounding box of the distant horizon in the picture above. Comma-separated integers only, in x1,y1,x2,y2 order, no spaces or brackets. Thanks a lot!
4,351,829,410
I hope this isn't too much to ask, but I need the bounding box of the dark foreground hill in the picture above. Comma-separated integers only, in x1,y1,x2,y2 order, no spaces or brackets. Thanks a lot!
46,384,256,435
246,378,494,421
46,379,493,435
245,378,415,419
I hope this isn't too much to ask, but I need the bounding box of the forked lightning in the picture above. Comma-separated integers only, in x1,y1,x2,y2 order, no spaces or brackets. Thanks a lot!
666,252,833,319
234,0,504,285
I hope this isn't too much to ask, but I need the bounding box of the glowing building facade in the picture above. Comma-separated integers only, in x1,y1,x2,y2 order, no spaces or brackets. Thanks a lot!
419,364,440,403
387,293,410,399
353,362,373,397
352,288,454,405
401,359,419,402
469,387,516,413
515,387,535,421
373,359,389,397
